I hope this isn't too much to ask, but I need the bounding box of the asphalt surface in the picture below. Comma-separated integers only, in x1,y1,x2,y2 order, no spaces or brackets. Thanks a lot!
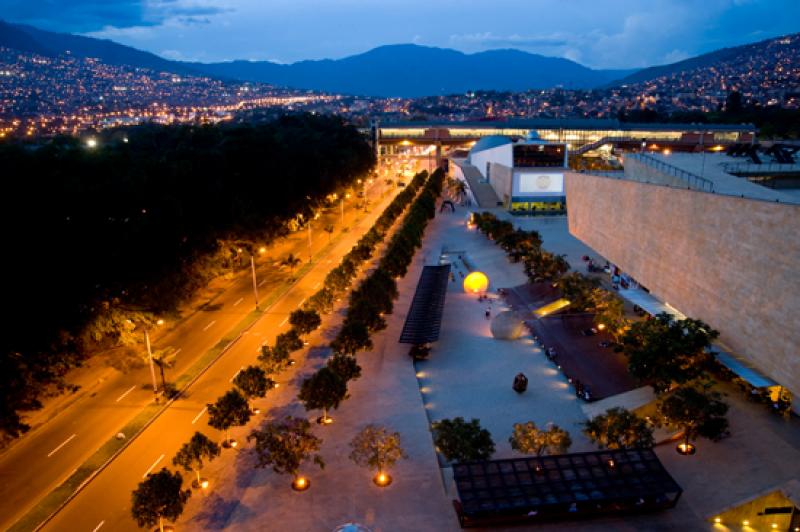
0,175,397,532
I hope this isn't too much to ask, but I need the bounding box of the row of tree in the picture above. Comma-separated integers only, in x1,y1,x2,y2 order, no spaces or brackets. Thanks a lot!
133,422,408,531
0,114,375,441
298,168,445,423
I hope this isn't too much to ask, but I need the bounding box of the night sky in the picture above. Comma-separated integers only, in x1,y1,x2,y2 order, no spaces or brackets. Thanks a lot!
2,0,800,67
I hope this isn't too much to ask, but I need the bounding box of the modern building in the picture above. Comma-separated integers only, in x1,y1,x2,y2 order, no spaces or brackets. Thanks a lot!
564,152,800,412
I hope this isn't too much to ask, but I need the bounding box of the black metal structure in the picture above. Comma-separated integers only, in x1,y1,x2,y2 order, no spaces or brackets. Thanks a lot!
399,264,451,344
452,448,683,528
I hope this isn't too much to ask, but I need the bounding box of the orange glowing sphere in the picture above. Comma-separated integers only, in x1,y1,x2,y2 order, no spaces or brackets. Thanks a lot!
463,271,489,294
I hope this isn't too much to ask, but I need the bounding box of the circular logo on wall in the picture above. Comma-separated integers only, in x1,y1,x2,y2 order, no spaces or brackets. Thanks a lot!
535,175,551,190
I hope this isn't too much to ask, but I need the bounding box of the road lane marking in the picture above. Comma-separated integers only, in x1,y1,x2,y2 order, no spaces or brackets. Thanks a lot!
92,521,105,532
313,281,321,289
203,320,217,331
258,279,267,287
230,368,242,383
115,385,136,403
47,434,76,457
233,297,243,307
173,348,181,356
191,406,207,425
297,298,306,308
143,454,165,478
279,317,288,327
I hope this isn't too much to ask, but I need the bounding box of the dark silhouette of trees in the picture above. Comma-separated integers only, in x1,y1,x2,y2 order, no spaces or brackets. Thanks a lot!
658,384,729,448
131,468,191,531
248,416,324,483
0,113,375,440
207,389,252,446
326,353,362,382
289,309,321,335
298,367,347,423
233,365,275,404
432,417,495,463
581,407,655,450
172,432,221,488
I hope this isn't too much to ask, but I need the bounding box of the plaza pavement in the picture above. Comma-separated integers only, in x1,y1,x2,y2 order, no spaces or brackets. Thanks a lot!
182,207,800,532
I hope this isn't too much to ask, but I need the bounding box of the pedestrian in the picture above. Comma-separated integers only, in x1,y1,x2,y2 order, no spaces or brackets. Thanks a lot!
485,307,491,320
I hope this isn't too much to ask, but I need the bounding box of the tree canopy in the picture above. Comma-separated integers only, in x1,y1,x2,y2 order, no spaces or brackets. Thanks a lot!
233,365,275,401
432,417,495,463
248,416,324,477
581,407,655,450
619,312,719,393
131,468,191,530
298,367,347,419
509,421,572,456
172,432,220,486
349,424,407,473
658,384,729,445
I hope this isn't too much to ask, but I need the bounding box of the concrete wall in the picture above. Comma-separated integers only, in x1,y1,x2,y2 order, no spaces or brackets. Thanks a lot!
468,143,512,179
489,162,513,206
564,172,800,399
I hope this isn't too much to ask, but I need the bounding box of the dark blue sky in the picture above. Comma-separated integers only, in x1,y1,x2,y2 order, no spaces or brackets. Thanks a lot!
3,0,800,68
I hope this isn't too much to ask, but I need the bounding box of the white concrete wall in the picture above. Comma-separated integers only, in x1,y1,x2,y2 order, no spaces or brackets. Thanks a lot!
468,143,513,179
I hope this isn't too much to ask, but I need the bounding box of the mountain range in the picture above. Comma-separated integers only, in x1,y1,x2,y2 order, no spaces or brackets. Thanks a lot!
0,19,795,98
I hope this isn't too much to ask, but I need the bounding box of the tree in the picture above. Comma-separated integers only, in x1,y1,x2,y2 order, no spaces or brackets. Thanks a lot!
207,389,252,446
306,287,335,313
657,384,729,448
298,367,347,423
509,421,572,456
523,250,569,283
258,344,291,375
289,308,322,335
248,416,324,483
556,272,600,311
323,224,334,243
326,353,362,382
582,407,655,450
281,253,301,276
619,312,719,394
432,417,495,463
330,321,372,356
233,365,275,403
349,424,407,479
131,468,191,532
275,329,304,354
172,431,221,487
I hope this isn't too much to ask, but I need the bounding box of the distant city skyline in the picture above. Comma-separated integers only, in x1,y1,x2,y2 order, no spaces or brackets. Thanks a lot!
2,0,800,68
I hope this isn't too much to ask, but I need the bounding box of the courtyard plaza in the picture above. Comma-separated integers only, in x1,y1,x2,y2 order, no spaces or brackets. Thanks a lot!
177,204,800,531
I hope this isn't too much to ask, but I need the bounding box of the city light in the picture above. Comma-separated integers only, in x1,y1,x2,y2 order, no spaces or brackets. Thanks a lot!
292,476,310,491
463,271,489,294
373,472,392,487
85,138,98,149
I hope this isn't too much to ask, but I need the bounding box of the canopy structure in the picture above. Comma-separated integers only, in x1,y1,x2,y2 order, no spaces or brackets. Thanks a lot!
713,349,777,389
617,286,686,320
399,264,451,344
452,448,682,528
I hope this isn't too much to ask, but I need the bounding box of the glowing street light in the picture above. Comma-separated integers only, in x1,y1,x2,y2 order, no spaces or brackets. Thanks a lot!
85,138,98,149
143,319,165,400
292,475,310,491
373,471,392,487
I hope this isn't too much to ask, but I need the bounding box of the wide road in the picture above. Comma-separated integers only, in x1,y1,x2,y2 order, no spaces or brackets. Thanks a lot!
0,174,395,531
40,173,409,532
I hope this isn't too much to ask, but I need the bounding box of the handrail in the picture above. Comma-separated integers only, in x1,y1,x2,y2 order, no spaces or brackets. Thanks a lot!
627,152,715,192
721,161,800,175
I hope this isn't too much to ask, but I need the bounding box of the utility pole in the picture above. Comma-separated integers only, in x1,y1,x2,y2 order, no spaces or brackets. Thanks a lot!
145,329,158,399
307,222,313,262
250,255,259,309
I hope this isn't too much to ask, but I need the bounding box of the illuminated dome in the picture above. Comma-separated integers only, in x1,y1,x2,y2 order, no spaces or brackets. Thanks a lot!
490,311,525,340
463,271,489,294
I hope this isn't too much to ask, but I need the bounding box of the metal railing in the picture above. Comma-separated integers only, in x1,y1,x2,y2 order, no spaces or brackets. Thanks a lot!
721,161,800,175
627,153,715,192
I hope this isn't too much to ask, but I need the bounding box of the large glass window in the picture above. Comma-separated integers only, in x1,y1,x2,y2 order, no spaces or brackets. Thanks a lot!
513,144,565,167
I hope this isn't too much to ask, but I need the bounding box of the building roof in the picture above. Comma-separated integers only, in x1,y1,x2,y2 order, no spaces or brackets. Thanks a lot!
469,135,512,155
399,264,451,344
453,448,682,525
377,118,756,133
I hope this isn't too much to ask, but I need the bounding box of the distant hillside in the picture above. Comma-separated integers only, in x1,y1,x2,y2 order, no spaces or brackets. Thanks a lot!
612,32,800,86
189,44,635,97
0,20,634,96
0,19,201,76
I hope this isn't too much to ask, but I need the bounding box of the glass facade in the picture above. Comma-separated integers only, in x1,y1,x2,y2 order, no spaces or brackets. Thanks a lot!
513,144,566,167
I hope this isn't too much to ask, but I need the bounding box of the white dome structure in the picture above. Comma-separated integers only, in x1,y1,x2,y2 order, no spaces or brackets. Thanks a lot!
490,311,525,340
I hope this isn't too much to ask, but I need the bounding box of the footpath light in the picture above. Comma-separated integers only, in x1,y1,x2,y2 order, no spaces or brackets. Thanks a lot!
373,472,392,487
676,442,696,455
200,478,210,490
292,476,310,491
463,271,489,294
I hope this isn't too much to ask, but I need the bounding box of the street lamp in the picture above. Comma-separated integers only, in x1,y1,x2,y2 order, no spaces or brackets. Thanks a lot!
341,193,351,226
307,213,320,262
144,319,165,400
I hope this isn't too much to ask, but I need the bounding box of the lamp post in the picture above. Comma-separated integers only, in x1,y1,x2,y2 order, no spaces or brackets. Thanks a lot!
307,213,320,263
250,255,259,310
144,318,164,400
